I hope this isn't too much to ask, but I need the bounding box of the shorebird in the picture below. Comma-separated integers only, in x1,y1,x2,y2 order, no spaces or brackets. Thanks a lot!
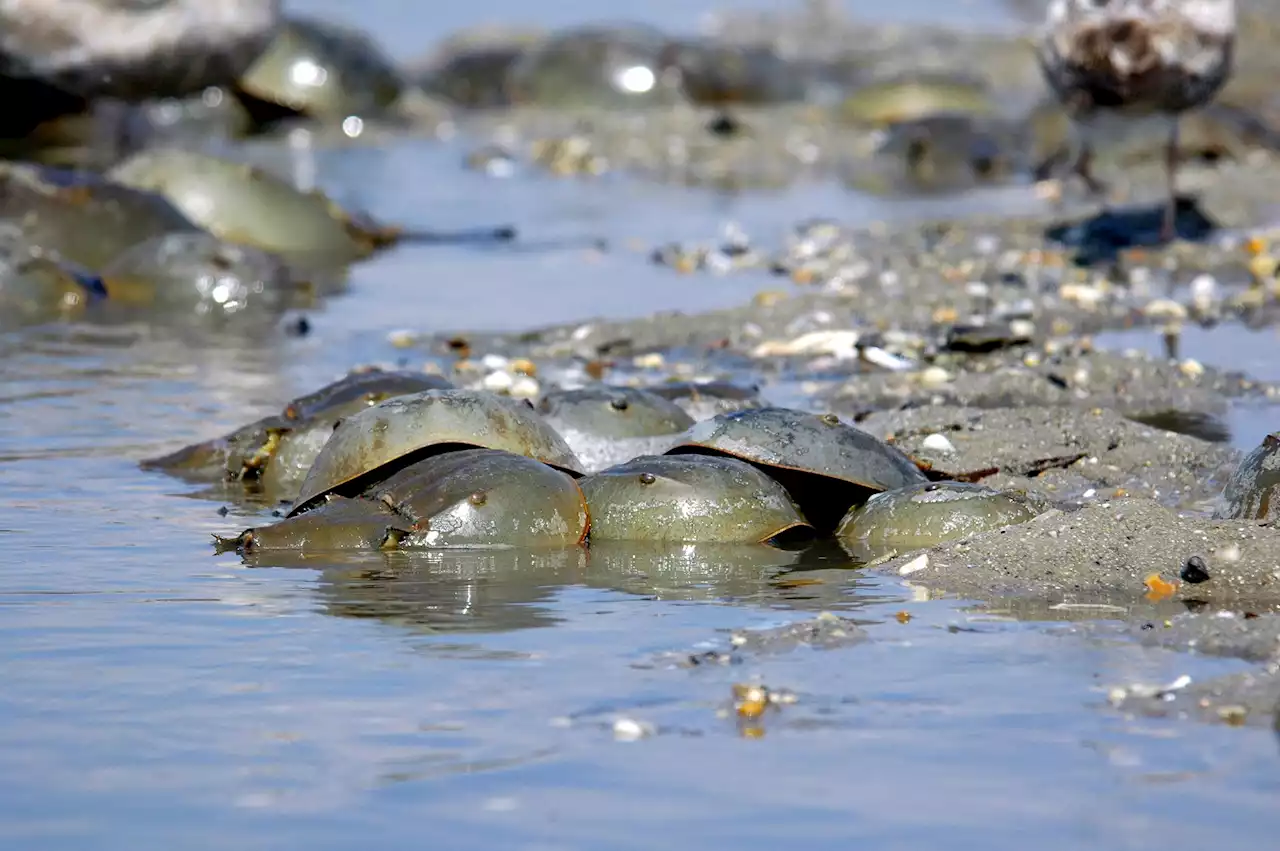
1036,0,1237,240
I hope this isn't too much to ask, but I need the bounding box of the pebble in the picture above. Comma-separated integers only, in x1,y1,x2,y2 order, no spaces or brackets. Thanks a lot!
510,375,540,399
1180,555,1212,584
898,553,930,576
633,353,666,369
482,370,515,392
918,366,951,389
1178,359,1205,378
751,330,859,359
612,717,654,742
920,433,956,454
386,329,419,348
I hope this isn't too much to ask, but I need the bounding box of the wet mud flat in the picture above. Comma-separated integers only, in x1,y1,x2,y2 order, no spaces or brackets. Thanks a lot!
392,144,1280,737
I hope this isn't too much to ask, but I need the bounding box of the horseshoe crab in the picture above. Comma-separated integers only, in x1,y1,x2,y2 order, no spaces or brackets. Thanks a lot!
369,448,588,547
283,370,455,424
1215,432,1280,522
98,231,296,323
226,448,588,552
0,226,104,328
414,26,545,109
288,389,584,517
665,408,928,533
224,495,409,552
538,385,695,472
107,148,387,265
0,161,199,271
837,481,1040,563
142,414,289,483
858,114,1022,195
504,24,685,109
254,372,456,498
234,16,404,126
839,74,995,127
141,369,454,498
665,41,806,106
647,380,766,421
580,454,813,544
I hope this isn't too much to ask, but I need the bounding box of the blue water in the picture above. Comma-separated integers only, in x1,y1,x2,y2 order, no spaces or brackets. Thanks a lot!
1,1,1278,847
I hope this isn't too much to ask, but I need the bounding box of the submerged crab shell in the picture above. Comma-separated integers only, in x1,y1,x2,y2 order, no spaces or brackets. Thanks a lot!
837,480,1039,561
580,454,813,544
665,407,927,533
232,495,409,553
100,230,294,320
1215,432,1280,522
504,24,684,109
538,385,695,440
0,161,200,271
371,448,589,548
289,389,585,517
107,148,369,264
0,230,102,326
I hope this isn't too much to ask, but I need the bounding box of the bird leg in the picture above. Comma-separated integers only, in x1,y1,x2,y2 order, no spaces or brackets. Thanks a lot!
1162,120,1180,242
1073,142,1108,197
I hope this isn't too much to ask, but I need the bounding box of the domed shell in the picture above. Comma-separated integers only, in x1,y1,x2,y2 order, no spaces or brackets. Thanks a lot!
107,148,373,264
99,231,294,322
0,161,199,270
837,481,1039,562
282,369,454,423
1215,432,1280,522
371,448,589,548
581,454,813,544
538,385,695,439
839,74,996,126
236,17,403,122
665,407,927,533
0,227,103,328
256,371,457,499
504,24,684,109
288,389,584,516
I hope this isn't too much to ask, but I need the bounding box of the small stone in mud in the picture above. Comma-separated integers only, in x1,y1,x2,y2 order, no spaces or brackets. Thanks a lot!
729,611,869,654
1181,555,1213,584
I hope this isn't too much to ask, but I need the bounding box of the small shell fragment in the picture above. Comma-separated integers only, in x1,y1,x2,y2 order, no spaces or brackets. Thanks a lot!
920,433,956,454
898,553,929,576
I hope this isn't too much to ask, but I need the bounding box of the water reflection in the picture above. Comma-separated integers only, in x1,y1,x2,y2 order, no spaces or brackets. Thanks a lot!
244,547,586,634
582,539,887,611
238,539,896,642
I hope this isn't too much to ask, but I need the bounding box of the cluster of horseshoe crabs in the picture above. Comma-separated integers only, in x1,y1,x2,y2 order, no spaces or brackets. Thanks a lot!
141,370,1066,559
0,145,429,329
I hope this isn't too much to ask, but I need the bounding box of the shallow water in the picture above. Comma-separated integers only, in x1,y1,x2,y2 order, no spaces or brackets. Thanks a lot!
2,1,1279,847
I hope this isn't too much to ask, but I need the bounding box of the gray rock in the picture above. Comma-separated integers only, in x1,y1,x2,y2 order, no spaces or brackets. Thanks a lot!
0,0,280,100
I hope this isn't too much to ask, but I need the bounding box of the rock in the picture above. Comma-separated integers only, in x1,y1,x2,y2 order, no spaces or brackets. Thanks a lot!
0,0,280,101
